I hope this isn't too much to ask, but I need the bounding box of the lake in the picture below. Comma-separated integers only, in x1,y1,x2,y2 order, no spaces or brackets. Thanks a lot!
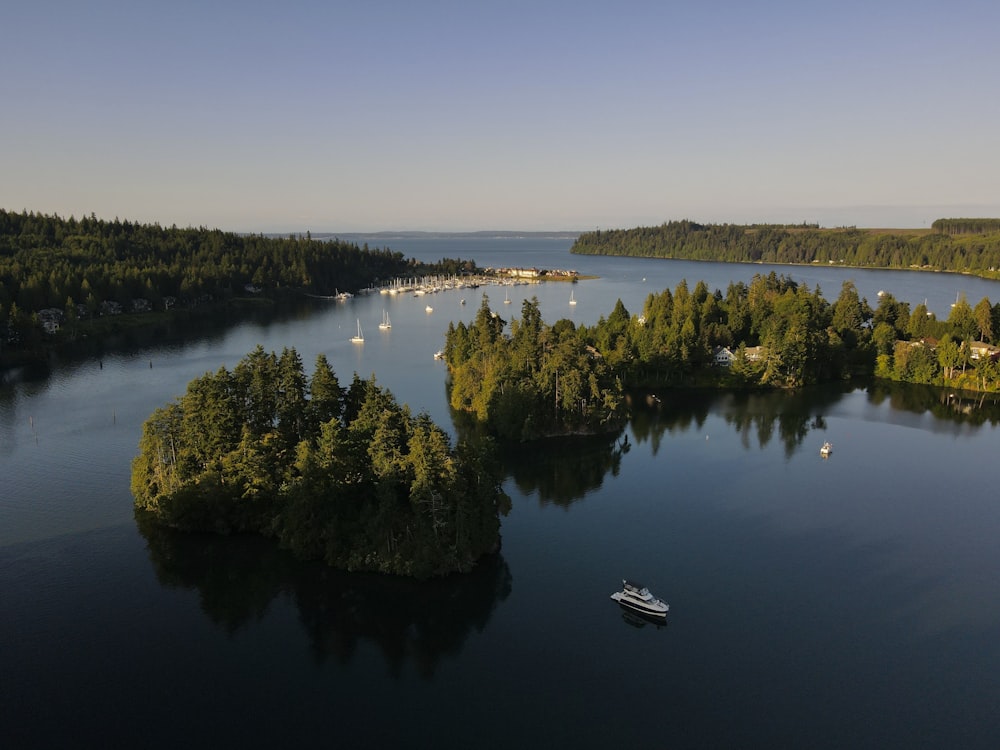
2,239,1000,749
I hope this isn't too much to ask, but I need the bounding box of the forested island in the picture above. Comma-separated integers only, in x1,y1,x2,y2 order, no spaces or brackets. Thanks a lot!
132,346,510,578
0,209,472,367
571,219,1000,279
444,276,1000,440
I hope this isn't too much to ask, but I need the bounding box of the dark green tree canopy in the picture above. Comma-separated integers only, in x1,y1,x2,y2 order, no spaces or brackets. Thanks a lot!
132,347,509,578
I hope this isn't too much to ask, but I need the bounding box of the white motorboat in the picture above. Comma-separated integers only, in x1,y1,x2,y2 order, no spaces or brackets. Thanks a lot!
350,319,364,343
820,441,832,457
433,350,444,360
610,579,668,619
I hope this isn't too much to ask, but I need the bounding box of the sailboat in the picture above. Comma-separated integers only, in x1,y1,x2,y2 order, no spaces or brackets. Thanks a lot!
569,288,577,306
504,286,512,304
379,309,391,330
350,319,364,343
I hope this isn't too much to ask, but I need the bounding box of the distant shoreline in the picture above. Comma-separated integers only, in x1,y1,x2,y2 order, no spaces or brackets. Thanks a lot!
287,230,583,241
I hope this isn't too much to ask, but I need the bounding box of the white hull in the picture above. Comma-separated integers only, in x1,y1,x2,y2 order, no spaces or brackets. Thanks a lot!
610,579,668,619
610,592,668,618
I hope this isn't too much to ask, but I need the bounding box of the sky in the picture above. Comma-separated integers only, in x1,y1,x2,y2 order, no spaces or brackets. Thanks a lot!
2,0,999,233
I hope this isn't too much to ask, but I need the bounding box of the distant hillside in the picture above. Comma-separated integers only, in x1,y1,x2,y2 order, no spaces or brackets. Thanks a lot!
570,220,1000,278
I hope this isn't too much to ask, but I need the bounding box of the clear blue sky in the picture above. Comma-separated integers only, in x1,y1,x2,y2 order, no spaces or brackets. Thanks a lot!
3,0,999,232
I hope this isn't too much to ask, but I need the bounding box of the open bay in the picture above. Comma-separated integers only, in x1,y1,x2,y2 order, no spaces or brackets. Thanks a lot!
2,238,999,748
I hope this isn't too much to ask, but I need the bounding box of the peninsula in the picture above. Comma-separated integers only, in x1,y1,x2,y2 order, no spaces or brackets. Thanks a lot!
570,219,1000,280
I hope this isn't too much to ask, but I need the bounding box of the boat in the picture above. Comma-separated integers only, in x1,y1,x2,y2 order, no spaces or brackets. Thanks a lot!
569,289,577,306
350,319,364,343
820,441,832,457
433,350,444,360
425,305,433,313
504,287,512,304
610,579,668,619
379,309,391,330
877,289,886,298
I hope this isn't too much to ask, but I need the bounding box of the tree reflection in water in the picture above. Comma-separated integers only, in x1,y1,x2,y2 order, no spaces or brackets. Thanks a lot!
483,382,1000,510
135,511,511,678
630,385,848,459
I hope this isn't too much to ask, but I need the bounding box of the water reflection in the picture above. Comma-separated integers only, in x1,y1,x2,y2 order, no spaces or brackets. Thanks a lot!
630,386,850,459
481,381,1000,510
494,431,629,507
619,609,668,630
136,511,512,678
867,381,1000,426
0,299,318,390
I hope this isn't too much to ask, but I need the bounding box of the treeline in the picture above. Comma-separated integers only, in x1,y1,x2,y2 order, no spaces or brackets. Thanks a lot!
0,209,465,357
446,277,1000,439
131,346,510,578
571,220,1000,277
932,218,1000,235
444,296,628,440
603,273,876,388
0,209,415,310
873,292,1000,390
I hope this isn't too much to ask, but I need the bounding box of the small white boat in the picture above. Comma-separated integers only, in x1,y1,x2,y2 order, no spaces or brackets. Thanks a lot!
425,305,433,313
610,579,668,620
379,309,391,330
350,319,364,343
433,350,444,360
877,290,886,298
504,288,512,304
820,441,832,457
569,289,577,306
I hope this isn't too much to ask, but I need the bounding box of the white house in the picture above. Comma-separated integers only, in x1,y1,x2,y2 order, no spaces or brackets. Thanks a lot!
712,346,735,366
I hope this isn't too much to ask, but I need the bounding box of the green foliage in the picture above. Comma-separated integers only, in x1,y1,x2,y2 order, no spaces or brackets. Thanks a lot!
571,220,1000,279
931,218,1000,235
449,274,1000,406
446,297,626,440
132,347,509,578
0,208,475,359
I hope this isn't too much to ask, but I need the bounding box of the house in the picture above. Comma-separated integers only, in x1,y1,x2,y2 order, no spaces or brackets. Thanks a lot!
968,341,1000,360
712,346,735,366
508,267,540,279
38,308,64,334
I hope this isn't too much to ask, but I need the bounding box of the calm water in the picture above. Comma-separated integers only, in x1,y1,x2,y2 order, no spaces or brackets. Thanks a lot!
3,240,1000,749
